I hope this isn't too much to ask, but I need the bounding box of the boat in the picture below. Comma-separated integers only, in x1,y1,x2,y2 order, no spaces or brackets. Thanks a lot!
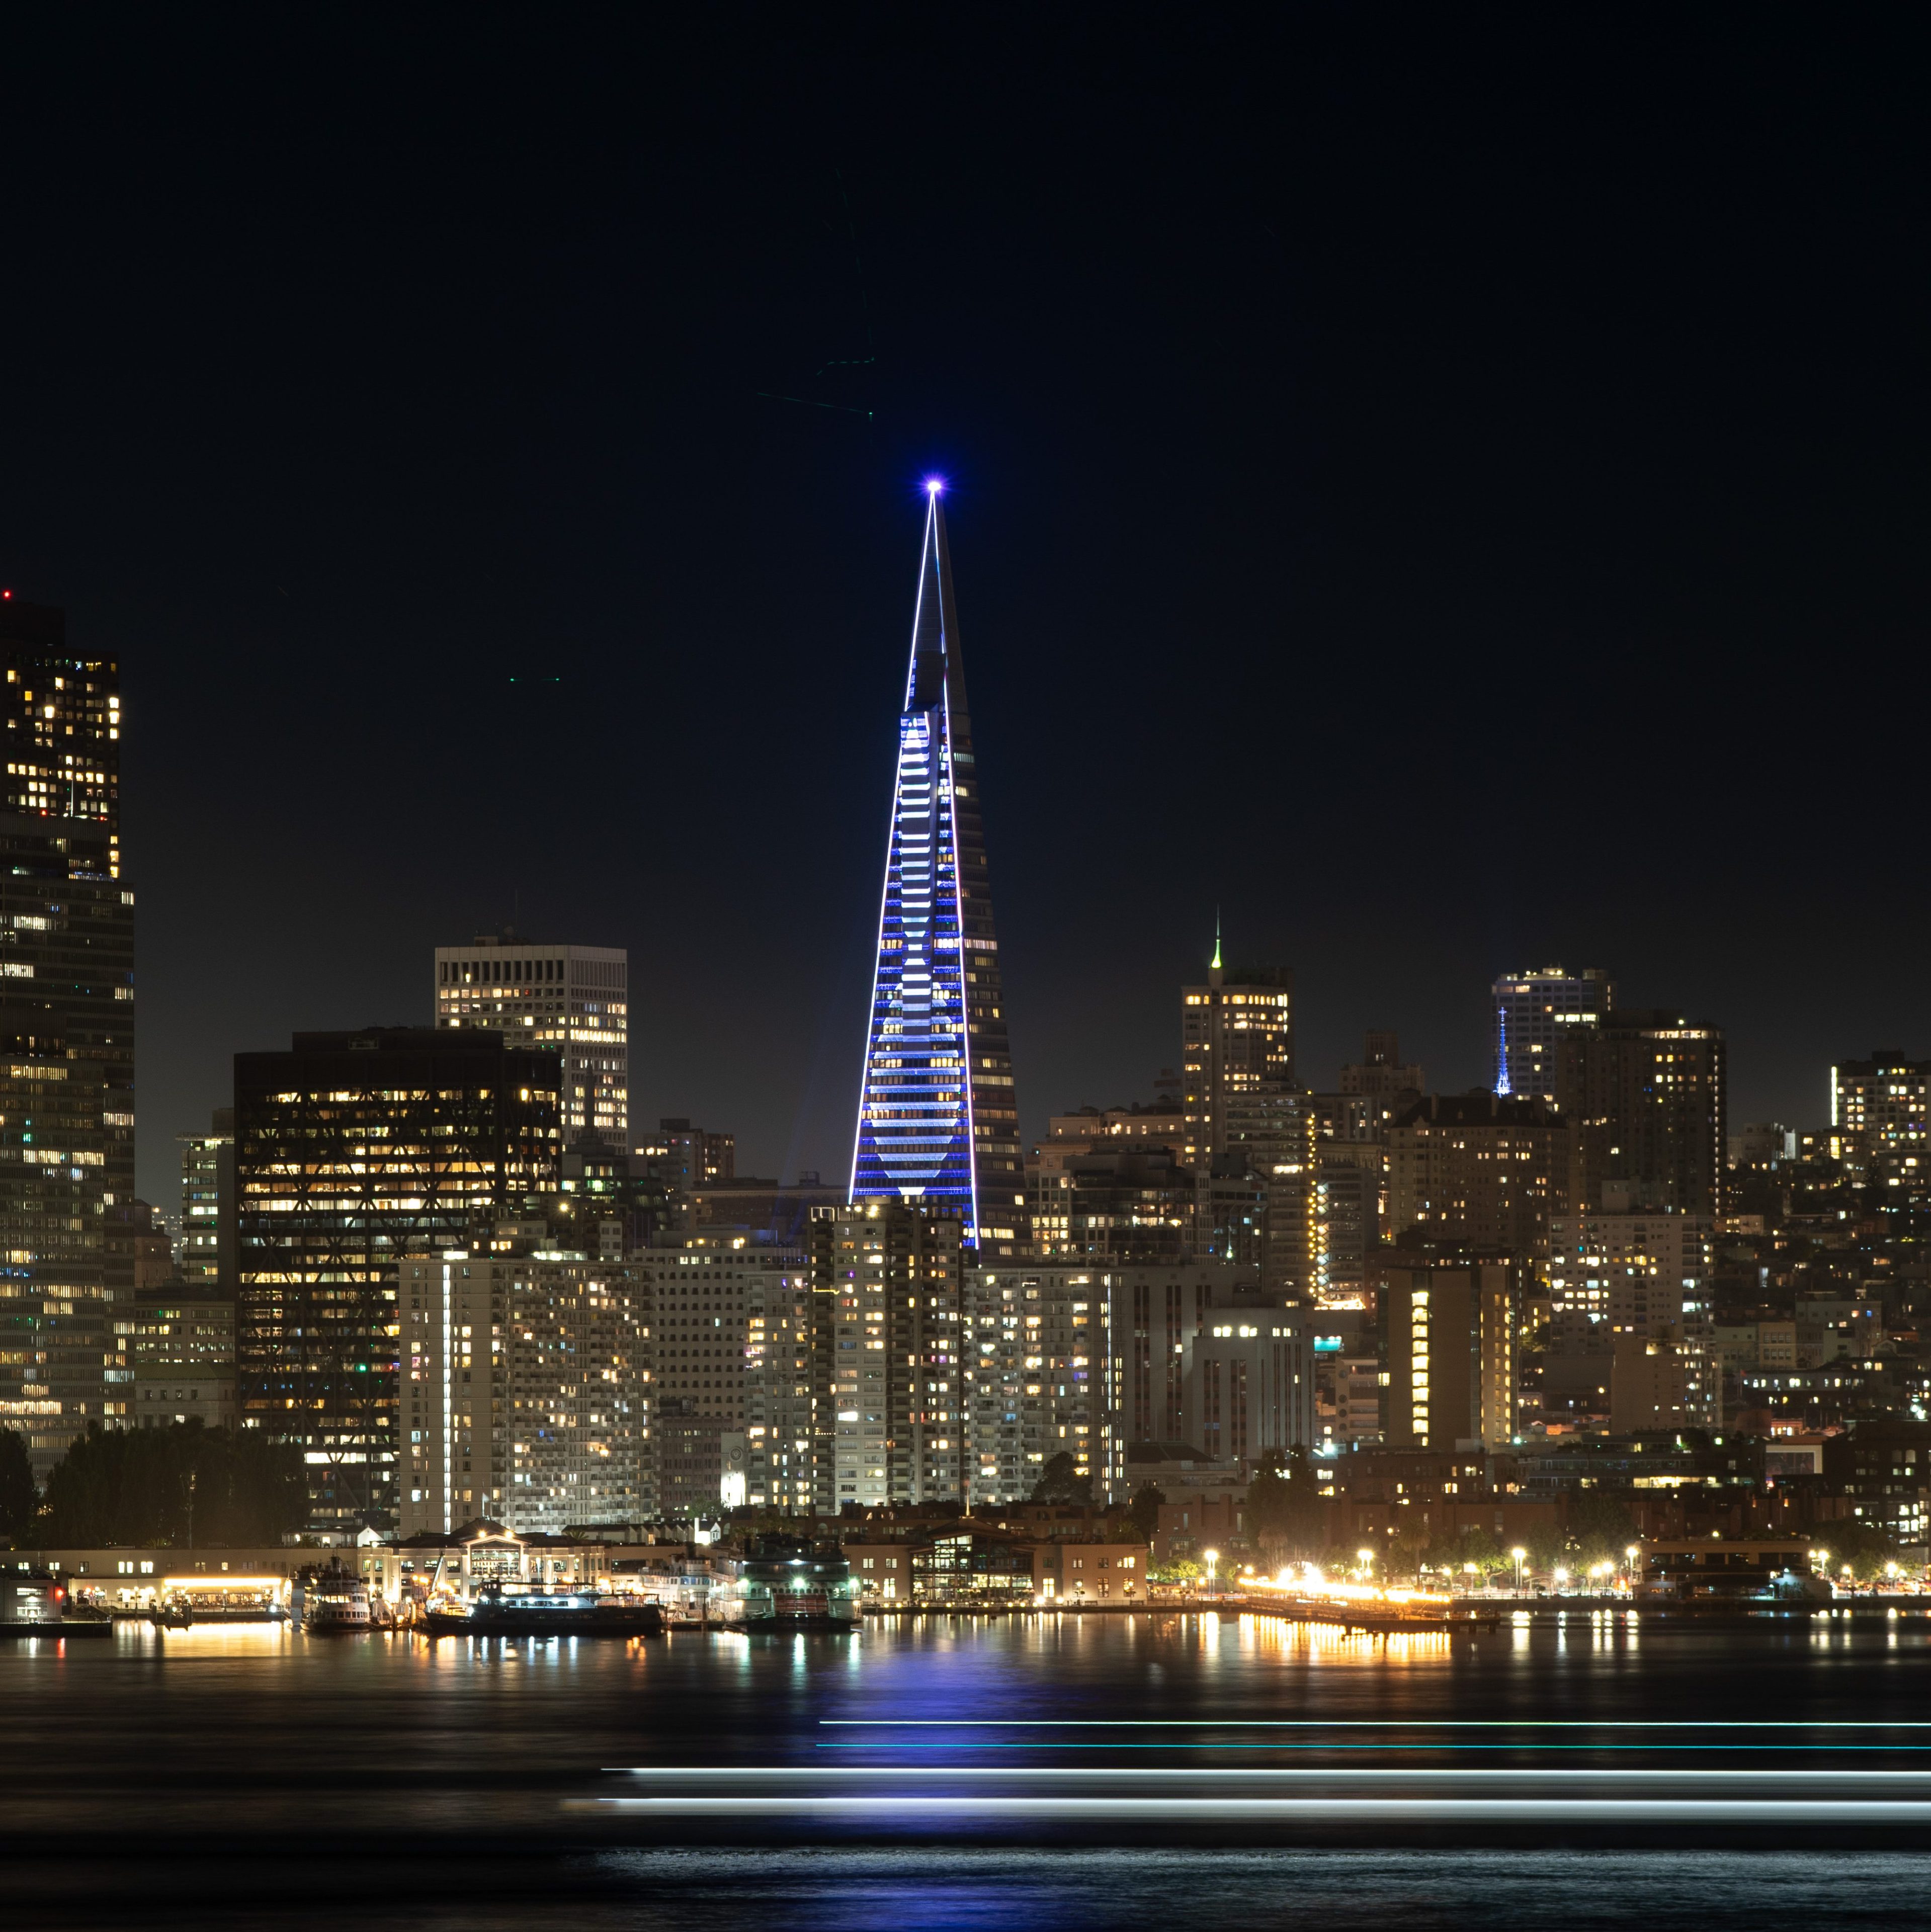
421,1583,663,1638
300,1563,373,1632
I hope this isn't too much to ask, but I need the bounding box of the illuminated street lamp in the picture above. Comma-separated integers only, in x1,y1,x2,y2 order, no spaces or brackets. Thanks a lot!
1510,1546,1527,1594
1204,1548,1219,1598
1553,1565,1569,1593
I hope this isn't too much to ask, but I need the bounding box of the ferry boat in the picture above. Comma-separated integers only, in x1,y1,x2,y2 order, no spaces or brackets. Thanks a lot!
300,1564,374,1632
421,1582,662,1639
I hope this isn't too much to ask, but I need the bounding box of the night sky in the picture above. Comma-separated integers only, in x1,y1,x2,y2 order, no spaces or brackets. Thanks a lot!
1,12,1924,1210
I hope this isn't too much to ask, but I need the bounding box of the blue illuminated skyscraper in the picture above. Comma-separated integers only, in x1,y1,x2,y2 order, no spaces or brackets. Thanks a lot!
849,486,1024,1252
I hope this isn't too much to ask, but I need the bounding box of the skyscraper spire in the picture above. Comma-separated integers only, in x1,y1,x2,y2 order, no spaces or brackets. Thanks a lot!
850,487,1023,1250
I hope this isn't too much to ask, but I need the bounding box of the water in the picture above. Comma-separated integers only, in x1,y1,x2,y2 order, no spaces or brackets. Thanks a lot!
7,1610,1931,1926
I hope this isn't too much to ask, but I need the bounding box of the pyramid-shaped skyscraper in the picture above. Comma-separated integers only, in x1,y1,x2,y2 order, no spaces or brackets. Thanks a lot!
848,486,1023,1251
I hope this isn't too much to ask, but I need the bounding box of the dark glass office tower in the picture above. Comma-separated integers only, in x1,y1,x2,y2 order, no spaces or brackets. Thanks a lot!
0,599,134,1478
849,488,1023,1252
234,1028,561,1531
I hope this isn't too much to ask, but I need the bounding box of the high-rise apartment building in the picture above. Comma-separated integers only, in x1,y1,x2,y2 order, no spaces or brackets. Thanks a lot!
435,932,627,1137
234,1028,561,1531
178,1108,236,1293
1831,1051,1930,1207
1546,1209,1714,1338
964,1262,1104,1505
1554,1009,1727,1217
808,1203,967,1510
398,1238,646,1537
1386,1093,1567,1257
849,488,1024,1253
1492,966,1611,1101
0,599,134,1477
1379,1253,1517,1452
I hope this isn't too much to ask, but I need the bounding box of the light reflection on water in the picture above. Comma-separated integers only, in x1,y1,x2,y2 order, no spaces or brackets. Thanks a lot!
5,1612,1927,1928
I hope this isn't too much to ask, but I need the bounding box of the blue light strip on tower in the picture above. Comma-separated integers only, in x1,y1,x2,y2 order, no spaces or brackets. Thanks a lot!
850,494,979,1237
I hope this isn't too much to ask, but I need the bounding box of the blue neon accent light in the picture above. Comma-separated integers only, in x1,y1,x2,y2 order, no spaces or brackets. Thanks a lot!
849,495,980,1240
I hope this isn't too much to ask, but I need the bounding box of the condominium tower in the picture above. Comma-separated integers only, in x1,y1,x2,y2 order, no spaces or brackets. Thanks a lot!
849,486,1024,1253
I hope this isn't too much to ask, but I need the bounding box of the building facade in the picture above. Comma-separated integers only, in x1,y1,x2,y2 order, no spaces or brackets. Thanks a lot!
1831,1052,1930,1208
1380,1255,1516,1452
397,1244,647,1539
1386,1093,1567,1257
1554,1008,1727,1217
1182,1308,1317,1467
178,1108,236,1294
808,1202,967,1511
435,933,627,1138
0,600,135,1477
964,1262,1103,1506
234,1028,561,1532
1492,966,1611,1101
130,1291,237,1431
849,489,1024,1254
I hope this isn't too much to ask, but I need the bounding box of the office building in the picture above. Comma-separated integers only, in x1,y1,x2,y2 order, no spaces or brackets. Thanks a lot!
435,932,628,1138
0,599,134,1478
1380,1252,1517,1452
178,1108,236,1293
964,1262,1103,1505
1831,1051,1930,1207
849,488,1023,1252
234,1028,562,1532
1554,1009,1727,1216
130,1290,237,1431
1181,941,1314,1293
1386,1092,1567,1257
1182,1305,1317,1467
1100,1264,1234,1458
1181,942,1296,1170
397,1239,646,1538
1492,966,1611,1101
808,1202,967,1511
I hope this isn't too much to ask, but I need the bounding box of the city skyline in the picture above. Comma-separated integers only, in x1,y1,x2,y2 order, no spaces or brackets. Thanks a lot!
1,20,1921,1213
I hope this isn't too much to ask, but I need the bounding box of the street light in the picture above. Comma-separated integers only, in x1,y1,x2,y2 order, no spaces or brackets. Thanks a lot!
1511,1546,1527,1594
1203,1548,1219,1598
1553,1565,1569,1593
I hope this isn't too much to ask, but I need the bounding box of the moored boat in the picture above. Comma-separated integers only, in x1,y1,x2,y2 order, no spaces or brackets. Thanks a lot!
421,1584,662,1638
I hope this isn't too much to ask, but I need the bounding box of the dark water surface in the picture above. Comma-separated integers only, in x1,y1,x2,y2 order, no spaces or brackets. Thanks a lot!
7,1609,1931,1927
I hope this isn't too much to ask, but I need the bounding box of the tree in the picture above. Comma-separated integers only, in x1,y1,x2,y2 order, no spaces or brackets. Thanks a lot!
1029,1451,1092,1505
1425,1525,1509,1578
39,1422,307,1547
1128,1483,1166,1543
1149,1558,1200,1585
1566,1487,1638,1566
1246,1444,1329,1564
1818,1520,1899,1583
0,1429,37,1544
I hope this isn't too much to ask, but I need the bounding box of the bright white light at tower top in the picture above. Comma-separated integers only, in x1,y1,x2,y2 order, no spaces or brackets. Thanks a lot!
923,476,945,496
